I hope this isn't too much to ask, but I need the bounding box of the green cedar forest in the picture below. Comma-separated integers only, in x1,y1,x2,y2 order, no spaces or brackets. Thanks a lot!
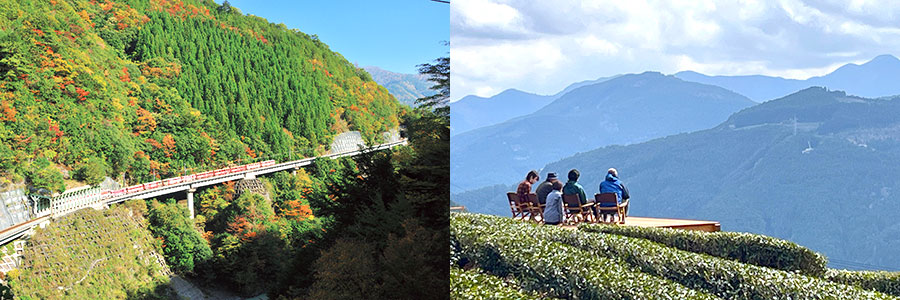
0,0,449,298
0,0,403,192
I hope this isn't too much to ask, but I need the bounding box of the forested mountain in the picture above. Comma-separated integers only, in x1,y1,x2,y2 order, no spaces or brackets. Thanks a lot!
534,87,900,271
450,72,755,193
362,66,432,107
0,0,402,192
675,54,900,102
450,75,616,136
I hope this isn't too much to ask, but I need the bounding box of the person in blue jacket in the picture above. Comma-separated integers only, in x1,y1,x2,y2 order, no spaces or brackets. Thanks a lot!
599,168,630,221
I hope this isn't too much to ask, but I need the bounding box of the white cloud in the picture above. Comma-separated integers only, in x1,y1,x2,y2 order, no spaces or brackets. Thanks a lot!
451,40,566,99
453,0,522,30
450,0,900,101
577,35,620,56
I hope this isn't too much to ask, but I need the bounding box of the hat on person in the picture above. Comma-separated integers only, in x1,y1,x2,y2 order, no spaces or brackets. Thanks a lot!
546,172,558,181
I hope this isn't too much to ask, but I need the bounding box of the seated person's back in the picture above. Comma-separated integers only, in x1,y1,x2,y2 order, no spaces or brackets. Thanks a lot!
535,172,559,204
598,168,629,207
562,169,588,205
543,181,565,225
517,170,540,204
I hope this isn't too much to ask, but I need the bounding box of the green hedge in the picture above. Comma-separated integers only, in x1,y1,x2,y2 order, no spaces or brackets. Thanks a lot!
451,233,460,267
452,214,720,299
450,268,541,299
578,223,828,276
827,269,900,297
452,213,893,299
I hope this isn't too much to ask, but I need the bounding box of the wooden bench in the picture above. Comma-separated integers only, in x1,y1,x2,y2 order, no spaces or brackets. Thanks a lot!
595,193,628,224
527,193,544,222
563,194,594,224
506,192,532,220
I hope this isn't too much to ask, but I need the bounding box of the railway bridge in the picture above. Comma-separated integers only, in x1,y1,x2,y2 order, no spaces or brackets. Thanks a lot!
0,139,407,245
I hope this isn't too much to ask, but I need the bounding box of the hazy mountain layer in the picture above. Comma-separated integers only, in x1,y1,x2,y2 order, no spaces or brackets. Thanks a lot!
450,76,617,136
451,72,754,193
363,66,434,106
675,54,900,102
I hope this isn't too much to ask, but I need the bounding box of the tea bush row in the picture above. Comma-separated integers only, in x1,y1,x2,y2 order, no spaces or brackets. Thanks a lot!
452,213,892,299
827,269,900,297
452,213,719,299
450,268,542,299
578,223,828,276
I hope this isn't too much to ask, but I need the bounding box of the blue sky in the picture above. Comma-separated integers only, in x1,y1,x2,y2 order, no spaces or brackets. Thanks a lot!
451,0,900,101
217,0,448,74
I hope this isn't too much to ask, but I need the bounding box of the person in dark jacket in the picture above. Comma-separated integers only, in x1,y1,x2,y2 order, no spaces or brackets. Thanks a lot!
598,168,630,221
534,172,559,205
563,169,596,219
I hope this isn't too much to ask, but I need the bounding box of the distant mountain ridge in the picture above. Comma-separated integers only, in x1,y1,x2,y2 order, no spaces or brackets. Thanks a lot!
451,72,755,193
363,66,434,106
450,89,552,136
533,87,900,271
675,54,900,102
450,75,618,136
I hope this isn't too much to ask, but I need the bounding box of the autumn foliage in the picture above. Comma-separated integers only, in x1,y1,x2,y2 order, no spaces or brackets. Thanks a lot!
0,0,402,188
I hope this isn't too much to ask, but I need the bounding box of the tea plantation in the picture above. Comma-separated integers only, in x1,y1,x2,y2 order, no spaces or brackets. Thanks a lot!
451,213,900,299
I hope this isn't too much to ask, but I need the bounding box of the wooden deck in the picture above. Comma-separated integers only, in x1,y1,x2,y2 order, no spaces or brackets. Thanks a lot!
450,206,467,213
561,216,721,232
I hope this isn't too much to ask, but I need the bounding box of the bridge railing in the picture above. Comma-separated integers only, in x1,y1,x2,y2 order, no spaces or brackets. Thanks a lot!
50,187,106,218
100,139,407,205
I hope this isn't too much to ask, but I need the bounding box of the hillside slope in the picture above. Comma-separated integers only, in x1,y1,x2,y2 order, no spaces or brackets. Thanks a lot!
10,207,171,299
541,87,900,271
0,0,401,191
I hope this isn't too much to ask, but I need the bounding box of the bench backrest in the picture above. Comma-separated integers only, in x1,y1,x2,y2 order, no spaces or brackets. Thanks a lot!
562,194,581,208
595,193,618,205
506,192,519,206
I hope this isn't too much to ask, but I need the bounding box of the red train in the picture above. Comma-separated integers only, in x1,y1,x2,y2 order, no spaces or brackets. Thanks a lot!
105,160,277,198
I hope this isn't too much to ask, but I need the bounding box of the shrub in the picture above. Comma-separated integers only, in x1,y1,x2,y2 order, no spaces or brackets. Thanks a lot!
452,214,718,299
74,156,109,186
451,268,541,299
27,159,65,194
307,238,379,299
452,213,892,299
147,200,212,274
578,223,828,276
827,269,900,297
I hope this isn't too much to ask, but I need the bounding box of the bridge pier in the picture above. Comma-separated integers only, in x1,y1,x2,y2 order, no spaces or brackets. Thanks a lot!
187,188,196,219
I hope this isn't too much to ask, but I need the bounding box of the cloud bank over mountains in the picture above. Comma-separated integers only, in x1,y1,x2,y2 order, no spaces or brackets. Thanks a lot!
450,0,900,101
